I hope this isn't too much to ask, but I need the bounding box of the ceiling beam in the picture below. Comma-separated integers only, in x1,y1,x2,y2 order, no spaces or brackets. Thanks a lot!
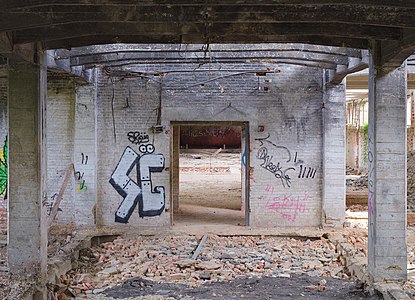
40,34,370,51
65,44,363,58
377,30,415,68
72,58,338,70
13,22,395,45
3,0,414,11
329,52,369,84
0,32,13,54
69,50,350,67
2,5,415,30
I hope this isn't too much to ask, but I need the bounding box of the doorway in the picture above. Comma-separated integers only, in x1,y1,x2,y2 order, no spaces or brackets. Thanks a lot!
170,122,249,227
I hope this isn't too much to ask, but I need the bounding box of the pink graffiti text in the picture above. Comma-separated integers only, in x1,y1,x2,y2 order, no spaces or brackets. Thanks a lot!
264,185,310,222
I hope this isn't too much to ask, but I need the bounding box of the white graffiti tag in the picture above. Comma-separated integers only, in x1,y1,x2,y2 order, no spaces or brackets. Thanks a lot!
109,146,165,223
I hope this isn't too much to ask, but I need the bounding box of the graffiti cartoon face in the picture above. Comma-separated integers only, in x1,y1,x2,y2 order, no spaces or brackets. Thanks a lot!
139,143,155,154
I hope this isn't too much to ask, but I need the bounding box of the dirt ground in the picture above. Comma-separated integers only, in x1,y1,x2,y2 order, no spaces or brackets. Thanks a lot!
179,152,243,211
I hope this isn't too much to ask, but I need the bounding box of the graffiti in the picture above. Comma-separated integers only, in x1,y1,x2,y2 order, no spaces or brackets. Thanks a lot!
367,136,375,217
283,116,307,144
75,153,89,191
75,170,87,192
298,165,317,179
255,134,293,163
127,131,150,145
44,193,58,216
81,153,88,165
139,143,155,154
109,146,165,223
257,146,295,188
76,103,88,113
0,137,7,199
242,149,246,167
255,134,316,188
181,127,240,139
264,184,310,222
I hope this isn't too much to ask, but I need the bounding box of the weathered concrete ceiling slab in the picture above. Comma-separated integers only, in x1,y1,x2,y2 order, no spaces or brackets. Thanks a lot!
48,43,368,84
1,1,414,67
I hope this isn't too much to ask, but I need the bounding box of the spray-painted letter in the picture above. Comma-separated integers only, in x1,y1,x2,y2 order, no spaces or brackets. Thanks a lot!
110,146,165,223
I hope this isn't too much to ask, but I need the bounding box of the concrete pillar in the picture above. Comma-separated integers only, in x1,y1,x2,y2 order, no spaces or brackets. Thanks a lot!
171,125,180,215
368,58,407,282
408,91,415,152
74,85,97,225
322,81,346,227
7,57,47,277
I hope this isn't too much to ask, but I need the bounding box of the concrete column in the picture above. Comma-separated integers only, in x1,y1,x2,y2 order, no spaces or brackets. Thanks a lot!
408,91,415,152
322,81,346,227
7,57,47,277
73,85,97,225
368,59,407,282
171,125,180,214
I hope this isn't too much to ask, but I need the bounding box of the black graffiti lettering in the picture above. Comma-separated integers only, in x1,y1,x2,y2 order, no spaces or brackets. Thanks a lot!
74,171,84,180
127,131,150,145
255,134,291,163
81,153,89,165
257,146,295,188
298,165,317,179
256,134,317,188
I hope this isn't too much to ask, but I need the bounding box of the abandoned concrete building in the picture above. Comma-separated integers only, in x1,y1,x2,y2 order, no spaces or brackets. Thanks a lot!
1,1,415,299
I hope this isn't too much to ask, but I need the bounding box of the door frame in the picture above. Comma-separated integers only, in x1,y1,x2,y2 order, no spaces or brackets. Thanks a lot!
169,121,250,226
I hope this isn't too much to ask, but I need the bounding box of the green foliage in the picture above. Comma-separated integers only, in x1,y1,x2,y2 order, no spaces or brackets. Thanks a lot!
0,136,8,198
362,123,369,163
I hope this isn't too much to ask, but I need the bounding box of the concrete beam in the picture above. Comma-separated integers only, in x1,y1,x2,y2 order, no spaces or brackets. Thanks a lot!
46,50,93,83
13,21,395,45
0,32,13,54
329,51,370,84
69,50,349,67
367,56,407,283
2,3,415,29
40,34,371,51
64,44,364,58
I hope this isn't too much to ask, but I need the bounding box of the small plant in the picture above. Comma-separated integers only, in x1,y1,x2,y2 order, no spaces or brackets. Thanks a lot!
0,136,7,199
362,123,369,163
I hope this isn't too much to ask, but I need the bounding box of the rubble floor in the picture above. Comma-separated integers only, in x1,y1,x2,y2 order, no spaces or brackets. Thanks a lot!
0,153,413,299
59,234,379,300
91,274,377,300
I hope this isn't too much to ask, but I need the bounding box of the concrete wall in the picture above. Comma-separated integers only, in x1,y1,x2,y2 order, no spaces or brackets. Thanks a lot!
346,126,368,173
95,63,324,227
46,73,98,226
46,73,76,224
0,61,330,233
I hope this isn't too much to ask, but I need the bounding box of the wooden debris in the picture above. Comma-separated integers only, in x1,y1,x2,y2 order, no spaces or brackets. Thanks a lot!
48,164,74,227
191,234,208,260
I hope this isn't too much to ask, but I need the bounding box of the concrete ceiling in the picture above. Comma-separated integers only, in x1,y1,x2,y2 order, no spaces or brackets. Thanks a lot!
1,1,415,67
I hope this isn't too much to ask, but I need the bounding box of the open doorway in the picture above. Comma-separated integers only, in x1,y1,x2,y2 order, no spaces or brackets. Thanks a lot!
170,122,249,227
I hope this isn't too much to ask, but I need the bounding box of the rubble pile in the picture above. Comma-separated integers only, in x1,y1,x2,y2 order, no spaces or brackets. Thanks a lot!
346,167,360,175
346,174,368,191
405,243,415,295
408,151,415,211
60,235,346,296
